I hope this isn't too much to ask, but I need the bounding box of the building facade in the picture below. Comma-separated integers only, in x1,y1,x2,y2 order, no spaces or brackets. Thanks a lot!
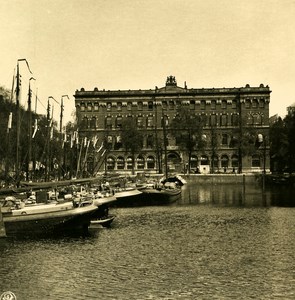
74,76,271,175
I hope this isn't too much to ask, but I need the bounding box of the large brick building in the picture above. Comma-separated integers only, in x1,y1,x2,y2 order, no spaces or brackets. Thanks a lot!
74,76,271,175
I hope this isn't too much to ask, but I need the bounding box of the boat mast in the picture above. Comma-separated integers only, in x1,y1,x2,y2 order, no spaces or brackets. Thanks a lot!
27,77,35,181
15,62,21,185
162,109,168,179
15,58,33,185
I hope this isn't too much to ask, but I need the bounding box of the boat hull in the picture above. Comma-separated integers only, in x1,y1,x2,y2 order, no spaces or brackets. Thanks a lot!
90,215,115,228
3,203,98,237
114,188,181,207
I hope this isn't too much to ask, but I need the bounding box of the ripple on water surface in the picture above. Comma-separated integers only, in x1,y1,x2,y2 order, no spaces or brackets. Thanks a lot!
0,205,295,299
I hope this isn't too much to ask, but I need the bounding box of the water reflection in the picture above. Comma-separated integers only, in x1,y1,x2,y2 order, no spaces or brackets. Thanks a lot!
180,178,294,207
0,179,294,299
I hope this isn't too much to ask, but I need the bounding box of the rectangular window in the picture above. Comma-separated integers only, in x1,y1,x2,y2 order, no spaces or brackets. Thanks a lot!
201,100,205,110
210,114,217,126
222,134,228,145
221,114,227,126
106,117,112,129
147,116,154,127
137,117,143,128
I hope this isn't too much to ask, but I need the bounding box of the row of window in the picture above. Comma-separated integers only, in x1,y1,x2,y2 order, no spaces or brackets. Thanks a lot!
105,154,263,170
81,113,263,129
78,99,266,112
80,113,264,129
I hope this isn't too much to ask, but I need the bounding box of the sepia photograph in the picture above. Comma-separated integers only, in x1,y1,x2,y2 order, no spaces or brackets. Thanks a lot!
0,1,295,299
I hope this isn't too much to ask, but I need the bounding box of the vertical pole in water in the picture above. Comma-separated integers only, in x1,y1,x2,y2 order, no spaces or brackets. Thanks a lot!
243,174,246,205
0,208,7,238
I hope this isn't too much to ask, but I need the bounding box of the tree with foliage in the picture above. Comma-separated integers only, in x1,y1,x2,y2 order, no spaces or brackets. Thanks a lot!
120,117,143,175
269,117,288,173
231,116,261,173
283,109,295,172
209,124,219,173
170,107,205,174
0,85,63,184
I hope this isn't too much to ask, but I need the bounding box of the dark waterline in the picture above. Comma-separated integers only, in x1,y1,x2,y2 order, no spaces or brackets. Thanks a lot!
0,181,295,299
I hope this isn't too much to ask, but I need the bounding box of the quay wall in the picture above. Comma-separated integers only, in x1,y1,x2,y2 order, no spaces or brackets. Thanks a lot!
181,174,260,185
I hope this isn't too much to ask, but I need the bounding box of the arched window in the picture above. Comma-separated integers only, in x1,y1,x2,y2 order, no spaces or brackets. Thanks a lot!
253,114,262,125
221,155,229,168
117,102,122,111
82,116,88,129
126,157,133,170
232,155,239,168
147,156,155,169
169,100,175,110
138,102,143,111
117,156,125,170
200,155,209,165
252,155,261,167
136,155,145,169
191,155,198,168
200,100,205,110
87,103,92,111
247,114,254,125
90,116,96,129
127,102,132,111
116,116,122,128
252,99,258,108
148,101,153,110
221,100,227,109
106,157,115,170
211,100,216,110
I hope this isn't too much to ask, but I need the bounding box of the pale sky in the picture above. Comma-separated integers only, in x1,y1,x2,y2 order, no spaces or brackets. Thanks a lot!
1,0,295,125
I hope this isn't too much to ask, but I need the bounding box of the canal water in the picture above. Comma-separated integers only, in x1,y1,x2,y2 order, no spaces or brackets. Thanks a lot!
0,180,295,299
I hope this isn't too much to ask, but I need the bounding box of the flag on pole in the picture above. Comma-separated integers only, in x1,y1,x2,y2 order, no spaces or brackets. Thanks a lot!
7,112,12,133
96,142,103,153
32,119,38,138
92,135,98,147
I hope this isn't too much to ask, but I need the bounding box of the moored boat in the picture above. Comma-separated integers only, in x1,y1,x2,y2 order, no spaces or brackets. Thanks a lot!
111,187,143,207
90,215,116,228
0,196,99,237
140,187,181,205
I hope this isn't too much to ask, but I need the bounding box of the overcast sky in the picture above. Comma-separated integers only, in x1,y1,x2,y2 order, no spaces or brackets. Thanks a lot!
1,0,295,125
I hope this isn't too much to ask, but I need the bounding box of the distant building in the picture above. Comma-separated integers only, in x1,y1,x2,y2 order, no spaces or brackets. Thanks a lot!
74,76,271,175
